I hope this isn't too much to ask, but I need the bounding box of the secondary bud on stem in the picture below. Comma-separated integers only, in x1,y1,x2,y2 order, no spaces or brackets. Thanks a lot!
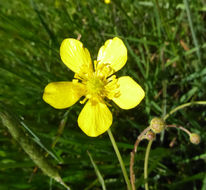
150,117,165,134
189,133,200,145
145,131,156,141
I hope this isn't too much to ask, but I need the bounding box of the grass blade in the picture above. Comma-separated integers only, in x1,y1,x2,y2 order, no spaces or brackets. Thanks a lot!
183,0,201,65
0,104,70,190
87,151,107,190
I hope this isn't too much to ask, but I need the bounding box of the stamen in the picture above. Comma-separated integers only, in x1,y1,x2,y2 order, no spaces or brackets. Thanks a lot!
80,97,88,104
75,60,120,104
104,74,121,99
74,73,84,81
72,79,79,84
74,63,93,82
95,61,114,79
94,60,98,71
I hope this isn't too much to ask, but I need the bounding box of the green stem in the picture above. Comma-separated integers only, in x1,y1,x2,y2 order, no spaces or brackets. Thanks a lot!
144,140,153,190
164,101,206,121
107,128,132,190
166,125,191,136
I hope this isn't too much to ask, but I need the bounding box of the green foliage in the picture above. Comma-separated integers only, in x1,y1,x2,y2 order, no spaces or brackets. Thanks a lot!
0,0,206,189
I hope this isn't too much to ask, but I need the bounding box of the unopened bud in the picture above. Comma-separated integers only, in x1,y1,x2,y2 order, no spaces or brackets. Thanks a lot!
145,131,156,141
150,117,165,134
189,133,200,145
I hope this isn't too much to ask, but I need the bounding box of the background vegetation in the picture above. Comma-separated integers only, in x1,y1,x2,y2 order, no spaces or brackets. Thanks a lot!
0,0,206,189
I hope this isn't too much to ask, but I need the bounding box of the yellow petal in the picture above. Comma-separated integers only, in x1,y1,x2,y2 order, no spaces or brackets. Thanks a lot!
78,100,112,137
60,38,93,75
97,37,127,73
111,76,145,109
43,82,85,109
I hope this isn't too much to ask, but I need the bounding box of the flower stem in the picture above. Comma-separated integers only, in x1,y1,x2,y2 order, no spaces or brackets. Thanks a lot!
166,125,191,136
144,140,153,190
130,126,151,190
107,128,132,190
164,101,206,121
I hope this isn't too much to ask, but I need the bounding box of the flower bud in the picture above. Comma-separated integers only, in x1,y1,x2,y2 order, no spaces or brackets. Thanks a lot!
150,117,165,134
145,131,156,141
189,133,200,145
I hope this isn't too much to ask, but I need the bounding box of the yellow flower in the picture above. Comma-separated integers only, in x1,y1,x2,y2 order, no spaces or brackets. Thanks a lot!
43,37,145,137
104,0,111,4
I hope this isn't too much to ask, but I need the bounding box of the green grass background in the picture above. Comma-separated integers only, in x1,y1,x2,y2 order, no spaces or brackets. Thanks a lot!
0,0,206,189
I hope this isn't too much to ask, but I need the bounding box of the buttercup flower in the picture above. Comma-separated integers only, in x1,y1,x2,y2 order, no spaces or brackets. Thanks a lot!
43,37,145,137
104,0,111,4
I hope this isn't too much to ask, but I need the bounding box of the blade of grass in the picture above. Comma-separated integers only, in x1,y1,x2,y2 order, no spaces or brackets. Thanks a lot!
20,121,61,162
183,0,201,65
0,104,70,190
201,174,206,190
30,0,58,46
165,43,206,67
87,151,107,190
125,40,145,78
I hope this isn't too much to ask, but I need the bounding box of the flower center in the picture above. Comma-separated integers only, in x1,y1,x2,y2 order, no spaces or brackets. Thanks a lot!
74,61,121,104
86,76,104,96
